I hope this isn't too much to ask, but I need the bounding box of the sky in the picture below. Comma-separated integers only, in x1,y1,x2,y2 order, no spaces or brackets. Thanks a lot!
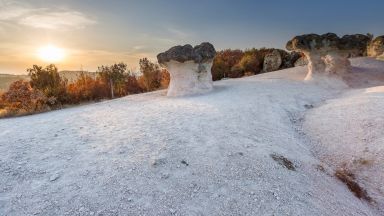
0,0,383,74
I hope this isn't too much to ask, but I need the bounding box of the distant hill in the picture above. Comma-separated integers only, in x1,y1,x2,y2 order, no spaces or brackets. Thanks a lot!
0,74,29,91
0,71,98,92
59,71,97,83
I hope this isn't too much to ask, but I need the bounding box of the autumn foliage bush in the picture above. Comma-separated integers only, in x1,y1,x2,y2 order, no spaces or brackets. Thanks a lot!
0,80,49,117
211,49,244,80
66,73,109,103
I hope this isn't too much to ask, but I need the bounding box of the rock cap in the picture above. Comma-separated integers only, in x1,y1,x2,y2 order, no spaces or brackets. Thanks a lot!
286,33,372,52
157,42,216,65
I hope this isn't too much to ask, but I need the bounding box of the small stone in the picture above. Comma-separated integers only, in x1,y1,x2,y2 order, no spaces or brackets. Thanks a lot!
181,160,189,166
161,173,170,179
304,104,314,109
49,173,60,182
169,208,176,214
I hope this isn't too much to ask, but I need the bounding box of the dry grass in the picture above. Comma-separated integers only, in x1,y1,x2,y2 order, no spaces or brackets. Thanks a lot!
335,168,373,203
270,153,296,171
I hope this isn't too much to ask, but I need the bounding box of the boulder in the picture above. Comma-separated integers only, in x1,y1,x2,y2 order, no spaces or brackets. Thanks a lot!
367,36,384,57
157,42,216,97
263,50,282,72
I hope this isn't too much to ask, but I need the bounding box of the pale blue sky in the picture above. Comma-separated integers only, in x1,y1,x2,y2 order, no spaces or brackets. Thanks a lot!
1,0,383,74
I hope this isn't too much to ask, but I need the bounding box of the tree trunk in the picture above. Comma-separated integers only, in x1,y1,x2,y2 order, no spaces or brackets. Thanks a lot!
110,79,114,98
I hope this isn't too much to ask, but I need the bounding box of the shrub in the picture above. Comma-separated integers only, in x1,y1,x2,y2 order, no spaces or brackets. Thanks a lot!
124,73,143,94
66,73,110,103
138,58,162,91
0,91,4,109
229,64,245,78
238,52,262,75
28,64,68,105
1,80,49,117
211,49,244,80
159,69,170,89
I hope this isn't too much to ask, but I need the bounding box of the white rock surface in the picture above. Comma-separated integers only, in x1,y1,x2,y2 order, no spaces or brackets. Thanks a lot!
164,60,213,97
157,42,216,97
0,58,383,215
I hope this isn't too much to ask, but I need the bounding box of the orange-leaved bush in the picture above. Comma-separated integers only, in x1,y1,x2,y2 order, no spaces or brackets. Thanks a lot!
1,80,49,116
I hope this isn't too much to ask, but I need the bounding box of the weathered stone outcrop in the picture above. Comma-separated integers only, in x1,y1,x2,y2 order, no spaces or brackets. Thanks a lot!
263,50,282,72
367,36,384,57
262,49,301,72
157,42,216,97
282,51,303,68
286,33,354,80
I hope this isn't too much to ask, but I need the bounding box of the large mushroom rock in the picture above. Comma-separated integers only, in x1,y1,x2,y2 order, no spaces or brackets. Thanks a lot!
286,33,351,80
367,36,384,57
157,42,216,97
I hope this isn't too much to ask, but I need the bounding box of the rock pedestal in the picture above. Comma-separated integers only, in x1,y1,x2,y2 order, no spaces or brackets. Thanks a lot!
157,43,216,97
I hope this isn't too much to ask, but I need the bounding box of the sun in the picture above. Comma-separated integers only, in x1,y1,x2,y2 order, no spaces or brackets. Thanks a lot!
37,45,66,62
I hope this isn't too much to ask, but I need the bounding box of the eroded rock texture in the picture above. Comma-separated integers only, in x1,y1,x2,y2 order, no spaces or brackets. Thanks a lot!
263,50,282,72
368,36,384,57
157,43,216,97
286,33,370,80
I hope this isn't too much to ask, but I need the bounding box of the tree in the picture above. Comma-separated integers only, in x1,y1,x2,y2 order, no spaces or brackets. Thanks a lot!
138,58,161,91
27,64,67,105
97,63,128,98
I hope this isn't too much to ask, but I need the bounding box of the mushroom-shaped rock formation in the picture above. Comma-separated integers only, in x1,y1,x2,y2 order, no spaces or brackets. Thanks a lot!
157,42,216,97
286,33,353,80
368,36,384,57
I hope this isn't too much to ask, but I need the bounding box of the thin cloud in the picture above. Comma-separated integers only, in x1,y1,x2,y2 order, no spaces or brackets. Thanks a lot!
19,11,96,30
0,1,96,30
